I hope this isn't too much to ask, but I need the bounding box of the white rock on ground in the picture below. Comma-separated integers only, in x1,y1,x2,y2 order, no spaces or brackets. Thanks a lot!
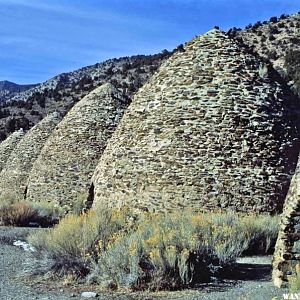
13,240,35,252
81,291,99,298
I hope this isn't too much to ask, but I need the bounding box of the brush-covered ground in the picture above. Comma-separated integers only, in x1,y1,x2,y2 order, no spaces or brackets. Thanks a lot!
0,206,288,300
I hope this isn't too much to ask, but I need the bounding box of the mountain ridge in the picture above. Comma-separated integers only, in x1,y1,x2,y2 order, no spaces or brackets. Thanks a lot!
0,80,38,103
1,12,300,142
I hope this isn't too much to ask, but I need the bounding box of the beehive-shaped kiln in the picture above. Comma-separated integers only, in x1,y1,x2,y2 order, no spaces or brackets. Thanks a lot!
0,112,62,199
273,157,300,287
92,29,299,213
0,129,24,173
26,83,127,212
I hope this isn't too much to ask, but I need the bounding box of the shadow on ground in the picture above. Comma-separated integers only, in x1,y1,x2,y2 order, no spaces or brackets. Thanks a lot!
192,261,272,295
223,262,272,281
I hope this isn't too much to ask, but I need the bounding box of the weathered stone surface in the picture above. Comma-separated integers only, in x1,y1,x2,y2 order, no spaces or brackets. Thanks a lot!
0,129,24,172
26,83,127,212
0,112,62,200
273,157,300,287
92,29,299,213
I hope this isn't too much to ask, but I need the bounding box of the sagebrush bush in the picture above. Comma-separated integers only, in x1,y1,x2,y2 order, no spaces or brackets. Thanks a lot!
29,212,100,276
31,201,63,226
28,207,135,276
0,192,21,210
241,213,279,255
71,194,88,215
94,211,279,290
28,208,279,291
29,208,278,290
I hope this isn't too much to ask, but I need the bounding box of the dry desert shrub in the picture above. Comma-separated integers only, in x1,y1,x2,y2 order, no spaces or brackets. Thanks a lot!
28,208,279,291
28,207,134,276
0,194,63,227
0,201,37,226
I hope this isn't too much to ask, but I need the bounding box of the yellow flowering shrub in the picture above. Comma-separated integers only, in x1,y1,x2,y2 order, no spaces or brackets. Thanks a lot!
95,209,279,290
28,207,279,290
28,207,134,276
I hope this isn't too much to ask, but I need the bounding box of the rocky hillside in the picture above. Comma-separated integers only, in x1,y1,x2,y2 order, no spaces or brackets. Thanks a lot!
0,80,37,103
0,51,172,141
229,12,300,95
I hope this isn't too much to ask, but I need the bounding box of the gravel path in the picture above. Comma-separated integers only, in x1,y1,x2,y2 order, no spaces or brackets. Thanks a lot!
0,227,80,300
0,227,289,299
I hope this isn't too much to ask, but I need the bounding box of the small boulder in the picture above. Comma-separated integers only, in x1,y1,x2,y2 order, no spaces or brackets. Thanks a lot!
81,291,98,298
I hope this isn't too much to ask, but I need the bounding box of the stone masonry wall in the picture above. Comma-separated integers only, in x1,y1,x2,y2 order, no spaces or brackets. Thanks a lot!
0,112,62,200
26,83,128,212
0,129,24,173
273,157,300,287
92,29,300,213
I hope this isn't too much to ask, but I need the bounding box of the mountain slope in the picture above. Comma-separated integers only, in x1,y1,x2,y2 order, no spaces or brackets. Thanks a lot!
0,80,37,103
230,12,300,94
0,51,172,141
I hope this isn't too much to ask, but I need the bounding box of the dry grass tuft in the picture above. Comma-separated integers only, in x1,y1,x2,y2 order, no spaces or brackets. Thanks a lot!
0,201,37,226
0,193,63,227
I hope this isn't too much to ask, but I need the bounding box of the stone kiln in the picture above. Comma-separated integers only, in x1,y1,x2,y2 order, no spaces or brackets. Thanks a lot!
0,112,62,199
91,29,299,213
26,83,128,212
273,158,300,287
0,129,24,173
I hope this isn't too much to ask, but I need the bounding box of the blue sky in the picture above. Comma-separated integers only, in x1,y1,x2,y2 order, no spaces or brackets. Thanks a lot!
0,0,299,84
